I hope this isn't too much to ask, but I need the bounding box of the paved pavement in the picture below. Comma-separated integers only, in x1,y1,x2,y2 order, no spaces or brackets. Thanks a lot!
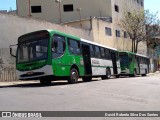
0,72,160,120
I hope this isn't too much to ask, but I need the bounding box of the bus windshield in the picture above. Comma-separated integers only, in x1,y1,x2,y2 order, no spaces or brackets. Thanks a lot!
17,39,48,63
17,31,50,63
119,53,129,66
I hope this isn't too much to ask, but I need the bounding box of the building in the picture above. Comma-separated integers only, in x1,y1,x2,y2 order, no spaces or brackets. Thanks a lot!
16,0,146,54
0,10,17,15
147,35,160,72
0,10,8,14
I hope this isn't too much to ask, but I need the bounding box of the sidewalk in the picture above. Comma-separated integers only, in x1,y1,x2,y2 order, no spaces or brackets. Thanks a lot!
0,81,39,87
148,71,160,75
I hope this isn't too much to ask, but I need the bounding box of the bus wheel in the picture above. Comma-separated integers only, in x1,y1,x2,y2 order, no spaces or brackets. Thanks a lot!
68,68,79,84
116,75,120,78
40,79,51,85
82,77,92,82
106,68,111,79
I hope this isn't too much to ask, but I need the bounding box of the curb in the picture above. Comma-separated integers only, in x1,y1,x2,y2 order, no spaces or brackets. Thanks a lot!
0,81,39,87
148,71,159,76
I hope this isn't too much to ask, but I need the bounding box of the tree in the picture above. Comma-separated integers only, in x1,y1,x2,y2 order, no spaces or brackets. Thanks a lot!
118,10,160,53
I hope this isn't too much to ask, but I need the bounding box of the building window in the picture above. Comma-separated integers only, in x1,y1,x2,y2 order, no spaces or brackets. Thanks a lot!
115,5,119,12
115,30,120,37
63,4,74,12
137,0,140,4
105,27,112,36
124,31,127,38
31,6,42,13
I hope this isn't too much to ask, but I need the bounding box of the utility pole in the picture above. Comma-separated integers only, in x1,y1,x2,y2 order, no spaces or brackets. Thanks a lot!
28,0,32,17
76,8,82,28
55,0,62,24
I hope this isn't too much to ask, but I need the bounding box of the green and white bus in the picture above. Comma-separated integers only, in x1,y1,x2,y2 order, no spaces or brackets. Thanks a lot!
10,30,121,85
119,51,150,77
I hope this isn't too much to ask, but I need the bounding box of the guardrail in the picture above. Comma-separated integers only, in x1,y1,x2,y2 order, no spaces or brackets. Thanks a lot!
0,65,18,82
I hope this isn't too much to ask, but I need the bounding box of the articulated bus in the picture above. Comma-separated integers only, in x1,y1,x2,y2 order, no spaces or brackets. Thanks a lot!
10,30,121,85
119,51,150,77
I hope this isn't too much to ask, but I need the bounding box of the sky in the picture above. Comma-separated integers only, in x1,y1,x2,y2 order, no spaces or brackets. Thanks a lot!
0,0,159,17
0,0,16,11
144,0,160,18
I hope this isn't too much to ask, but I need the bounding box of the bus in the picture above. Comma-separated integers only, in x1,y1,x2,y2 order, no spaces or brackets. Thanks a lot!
10,30,121,85
119,51,150,77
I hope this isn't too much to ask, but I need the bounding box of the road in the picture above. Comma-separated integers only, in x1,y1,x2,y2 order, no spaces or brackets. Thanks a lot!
0,73,160,120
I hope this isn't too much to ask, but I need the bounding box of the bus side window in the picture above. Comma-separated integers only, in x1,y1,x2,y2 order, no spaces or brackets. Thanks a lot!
105,49,111,60
100,47,105,59
68,39,81,55
129,55,132,62
95,46,101,58
116,52,119,61
140,57,142,64
52,35,66,58
90,45,95,57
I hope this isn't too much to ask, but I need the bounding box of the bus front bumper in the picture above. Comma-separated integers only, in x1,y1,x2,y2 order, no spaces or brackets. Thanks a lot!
17,65,53,80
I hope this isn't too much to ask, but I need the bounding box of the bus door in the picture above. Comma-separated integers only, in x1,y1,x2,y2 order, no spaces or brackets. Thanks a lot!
81,44,92,75
136,56,140,74
111,51,118,75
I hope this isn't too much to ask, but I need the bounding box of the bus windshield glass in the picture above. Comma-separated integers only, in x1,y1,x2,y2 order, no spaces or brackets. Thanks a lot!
119,53,129,65
17,31,49,63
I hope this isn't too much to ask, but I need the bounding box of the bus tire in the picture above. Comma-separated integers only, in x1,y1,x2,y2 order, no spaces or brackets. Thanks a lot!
82,77,92,82
68,68,79,84
40,79,51,86
116,75,120,78
106,68,111,79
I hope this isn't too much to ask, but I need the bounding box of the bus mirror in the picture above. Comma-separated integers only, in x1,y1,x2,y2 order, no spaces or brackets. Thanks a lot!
9,44,17,58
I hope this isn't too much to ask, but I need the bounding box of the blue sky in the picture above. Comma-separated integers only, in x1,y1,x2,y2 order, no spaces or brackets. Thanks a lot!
144,0,160,18
0,0,16,11
0,0,159,18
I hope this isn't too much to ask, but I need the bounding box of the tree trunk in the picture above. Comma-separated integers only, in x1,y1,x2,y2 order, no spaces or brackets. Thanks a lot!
133,39,136,53
135,41,138,53
132,39,134,52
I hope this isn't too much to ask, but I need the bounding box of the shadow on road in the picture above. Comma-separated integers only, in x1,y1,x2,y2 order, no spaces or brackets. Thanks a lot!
0,78,104,88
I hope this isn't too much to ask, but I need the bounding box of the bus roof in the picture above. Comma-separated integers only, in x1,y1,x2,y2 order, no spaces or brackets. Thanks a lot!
136,53,149,58
119,51,149,58
81,39,117,51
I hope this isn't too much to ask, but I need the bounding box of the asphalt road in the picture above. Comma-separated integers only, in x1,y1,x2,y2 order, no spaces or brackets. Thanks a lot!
0,73,160,120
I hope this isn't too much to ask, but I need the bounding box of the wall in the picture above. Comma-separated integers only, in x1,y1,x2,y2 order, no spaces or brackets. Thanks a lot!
17,0,112,24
